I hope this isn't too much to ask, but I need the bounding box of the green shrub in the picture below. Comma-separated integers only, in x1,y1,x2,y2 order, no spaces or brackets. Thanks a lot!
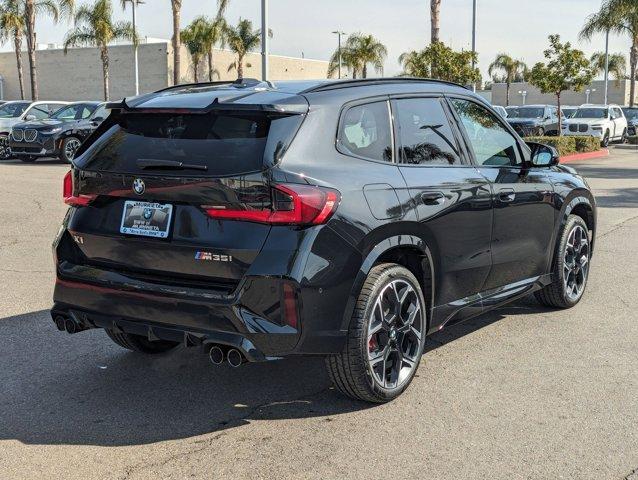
526,135,577,156
627,135,638,145
573,136,601,153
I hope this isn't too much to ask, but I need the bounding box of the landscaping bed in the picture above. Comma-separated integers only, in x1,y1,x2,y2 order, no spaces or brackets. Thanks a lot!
526,135,601,157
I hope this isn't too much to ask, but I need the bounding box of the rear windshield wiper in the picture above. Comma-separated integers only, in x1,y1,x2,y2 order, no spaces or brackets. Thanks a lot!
137,159,208,171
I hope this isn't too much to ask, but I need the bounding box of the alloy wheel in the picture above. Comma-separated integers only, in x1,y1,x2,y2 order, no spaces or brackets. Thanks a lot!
563,225,590,301
367,279,424,389
64,138,81,162
0,135,11,159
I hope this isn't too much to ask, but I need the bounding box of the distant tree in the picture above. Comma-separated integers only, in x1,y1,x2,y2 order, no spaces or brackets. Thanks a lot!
0,0,26,99
192,16,227,82
529,35,595,135
343,33,387,78
328,44,362,79
225,18,270,79
590,51,627,85
181,19,207,82
399,42,480,86
580,0,638,106
170,0,182,85
24,0,75,100
487,54,527,106
63,0,136,100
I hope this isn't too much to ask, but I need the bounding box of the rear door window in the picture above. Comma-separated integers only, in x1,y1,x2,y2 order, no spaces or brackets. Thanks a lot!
76,112,302,177
338,101,393,162
394,97,461,165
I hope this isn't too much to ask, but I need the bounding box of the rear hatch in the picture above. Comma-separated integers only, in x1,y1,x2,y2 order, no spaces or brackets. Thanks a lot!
64,85,308,291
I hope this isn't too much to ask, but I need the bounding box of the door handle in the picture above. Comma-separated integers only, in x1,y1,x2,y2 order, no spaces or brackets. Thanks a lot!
421,192,445,206
498,189,516,203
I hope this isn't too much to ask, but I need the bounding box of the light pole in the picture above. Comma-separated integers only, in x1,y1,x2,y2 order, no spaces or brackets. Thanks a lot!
585,88,596,103
604,29,610,105
123,0,143,96
518,90,527,105
471,0,477,92
332,31,346,79
261,0,269,82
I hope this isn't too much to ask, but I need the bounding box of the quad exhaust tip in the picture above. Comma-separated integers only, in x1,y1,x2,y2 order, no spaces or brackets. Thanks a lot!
227,348,244,368
208,346,224,365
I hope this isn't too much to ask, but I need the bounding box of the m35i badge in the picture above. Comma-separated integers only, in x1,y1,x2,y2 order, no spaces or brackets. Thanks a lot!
195,252,233,262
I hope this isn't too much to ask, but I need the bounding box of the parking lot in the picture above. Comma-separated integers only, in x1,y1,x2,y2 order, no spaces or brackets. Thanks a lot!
0,148,637,480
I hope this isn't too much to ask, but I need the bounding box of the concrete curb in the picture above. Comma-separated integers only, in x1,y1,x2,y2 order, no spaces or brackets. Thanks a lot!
560,149,609,163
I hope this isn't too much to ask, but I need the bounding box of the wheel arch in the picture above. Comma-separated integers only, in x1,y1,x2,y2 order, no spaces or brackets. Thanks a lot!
340,234,435,333
551,194,597,269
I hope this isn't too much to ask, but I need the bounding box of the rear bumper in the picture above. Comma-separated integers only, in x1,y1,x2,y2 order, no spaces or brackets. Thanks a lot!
52,221,362,359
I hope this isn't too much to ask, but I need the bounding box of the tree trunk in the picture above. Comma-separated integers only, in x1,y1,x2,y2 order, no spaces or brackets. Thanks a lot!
193,58,199,83
101,47,110,101
13,32,25,100
171,0,182,86
362,64,367,79
630,40,637,108
25,0,38,100
208,50,214,82
505,82,510,106
430,0,441,44
237,54,244,79
556,92,562,137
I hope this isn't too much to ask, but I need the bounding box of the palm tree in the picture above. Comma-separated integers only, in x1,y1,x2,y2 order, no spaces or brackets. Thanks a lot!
190,16,227,82
590,51,626,85
225,18,269,79
580,0,638,106
0,0,26,99
181,19,206,83
63,0,136,100
24,0,74,100
344,33,387,78
170,0,181,85
488,54,527,106
430,0,441,43
328,45,362,79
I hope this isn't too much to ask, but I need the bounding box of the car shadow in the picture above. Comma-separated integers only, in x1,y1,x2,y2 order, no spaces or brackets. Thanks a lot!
0,298,549,447
0,158,68,166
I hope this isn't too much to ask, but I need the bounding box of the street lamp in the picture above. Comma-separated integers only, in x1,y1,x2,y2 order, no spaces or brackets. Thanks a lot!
332,31,347,79
471,0,477,92
261,0,269,82
518,90,527,105
123,0,144,96
585,88,596,103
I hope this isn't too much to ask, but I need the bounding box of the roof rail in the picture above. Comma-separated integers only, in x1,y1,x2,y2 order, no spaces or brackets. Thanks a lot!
300,77,468,94
154,78,273,94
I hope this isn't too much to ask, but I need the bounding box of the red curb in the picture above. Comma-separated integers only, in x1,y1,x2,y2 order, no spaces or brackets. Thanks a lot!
560,149,609,163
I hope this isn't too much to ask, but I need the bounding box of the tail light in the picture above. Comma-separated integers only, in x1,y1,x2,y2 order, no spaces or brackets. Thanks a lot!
63,170,96,207
203,184,341,225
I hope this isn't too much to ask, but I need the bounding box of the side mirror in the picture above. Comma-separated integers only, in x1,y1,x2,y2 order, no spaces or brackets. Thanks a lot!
526,141,559,167
25,114,36,121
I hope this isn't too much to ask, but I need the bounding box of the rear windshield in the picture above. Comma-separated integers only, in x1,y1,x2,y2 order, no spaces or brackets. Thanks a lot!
75,112,302,176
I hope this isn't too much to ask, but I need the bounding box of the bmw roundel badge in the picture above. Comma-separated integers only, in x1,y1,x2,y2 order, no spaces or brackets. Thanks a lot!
133,178,145,195
143,208,153,220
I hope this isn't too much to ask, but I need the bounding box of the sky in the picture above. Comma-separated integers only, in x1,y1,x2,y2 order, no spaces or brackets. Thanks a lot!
9,0,631,81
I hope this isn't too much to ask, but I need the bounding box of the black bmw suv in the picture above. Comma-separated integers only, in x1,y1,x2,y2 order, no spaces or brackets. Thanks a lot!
52,78,596,403
10,101,104,163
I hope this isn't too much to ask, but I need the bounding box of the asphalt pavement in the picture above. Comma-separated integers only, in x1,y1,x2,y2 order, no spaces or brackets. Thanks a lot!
0,148,637,480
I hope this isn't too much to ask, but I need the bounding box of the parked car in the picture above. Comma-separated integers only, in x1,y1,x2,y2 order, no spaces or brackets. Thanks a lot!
0,100,68,159
622,106,638,136
492,105,508,118
52,78,596,403
561,106,578,119
9,101,103,163
505,104,561,136
563,104,628,146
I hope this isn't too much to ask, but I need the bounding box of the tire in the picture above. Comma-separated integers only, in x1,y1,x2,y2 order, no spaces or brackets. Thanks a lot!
326,263,427,403
537,127,545,137
620,128,628,144
60,136,82,163
535,215,591,309
601,131,610,147
105,329,179,354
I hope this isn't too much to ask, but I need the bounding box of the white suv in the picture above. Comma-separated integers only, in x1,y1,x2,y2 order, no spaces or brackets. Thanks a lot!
563,104,628,147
